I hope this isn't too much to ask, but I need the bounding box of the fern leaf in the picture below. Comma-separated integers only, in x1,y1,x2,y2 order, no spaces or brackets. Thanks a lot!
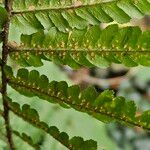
0,6,7,42
9,25,150,68
11,0,150,32
5,66,150,130
6,97,97,150
13,130,40,150
0,6,7,30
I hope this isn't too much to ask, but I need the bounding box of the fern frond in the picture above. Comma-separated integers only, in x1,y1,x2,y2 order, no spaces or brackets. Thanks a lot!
6,97,97,150
5,66,150,130
13,130,40,150
9,25,150,68
0,6,7,42
11,0,150,32
0,6,7,30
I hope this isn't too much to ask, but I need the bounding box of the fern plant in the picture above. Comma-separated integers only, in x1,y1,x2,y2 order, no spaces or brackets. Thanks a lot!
0,0,150,149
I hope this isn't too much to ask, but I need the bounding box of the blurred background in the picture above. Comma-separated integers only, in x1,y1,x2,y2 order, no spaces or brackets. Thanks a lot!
0,16,150,150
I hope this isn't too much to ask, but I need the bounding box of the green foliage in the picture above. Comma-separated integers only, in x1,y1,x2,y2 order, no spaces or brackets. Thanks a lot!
6,96,97,150
0,0,150,149
13,131,41,150
5,66,150,130
0,6,7,30
9,24,150,68
11,0,150,33
0,6,7,42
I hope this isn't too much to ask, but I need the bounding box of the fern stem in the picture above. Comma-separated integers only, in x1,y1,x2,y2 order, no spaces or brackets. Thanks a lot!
1,0,14,149
8,49,150,54
7,43,150,54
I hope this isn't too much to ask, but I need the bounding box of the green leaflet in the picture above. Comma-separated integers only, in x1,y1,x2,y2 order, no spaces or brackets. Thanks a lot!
0,6,7,30
139,110,150,127
9,25,150,68
13,131,40,150
5,66,150,130
6,97,97,150
0,6,7,42
11,0,150,33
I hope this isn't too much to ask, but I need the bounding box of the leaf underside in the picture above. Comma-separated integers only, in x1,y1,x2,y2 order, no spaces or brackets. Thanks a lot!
7,97,97,150
12,0,150,33
0,0,150,149
13,130,41,150
5,66,150,131
9,24,150,68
